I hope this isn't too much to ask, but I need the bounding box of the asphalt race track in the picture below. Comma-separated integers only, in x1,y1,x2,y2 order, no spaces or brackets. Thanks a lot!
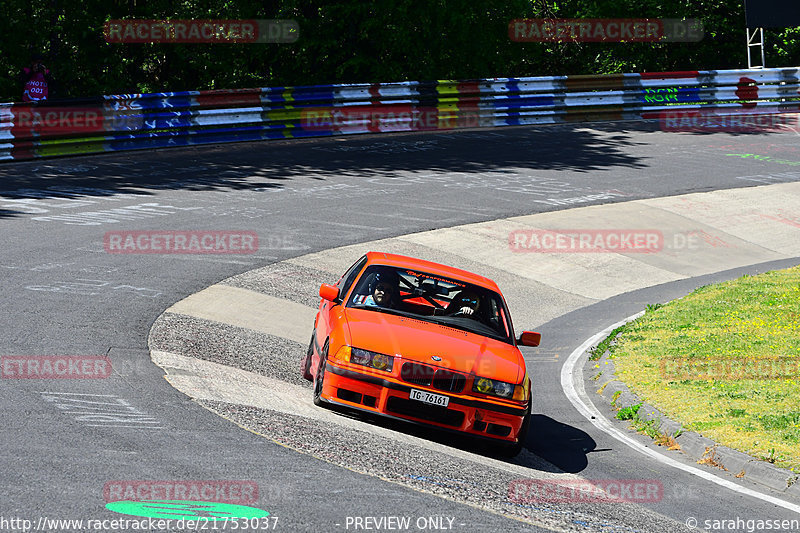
1,122,800,532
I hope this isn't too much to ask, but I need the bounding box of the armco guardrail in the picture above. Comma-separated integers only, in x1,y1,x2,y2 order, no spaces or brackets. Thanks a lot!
2,67,799,162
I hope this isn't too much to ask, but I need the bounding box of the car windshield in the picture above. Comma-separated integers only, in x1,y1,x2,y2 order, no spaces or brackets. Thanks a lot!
346,264,514,344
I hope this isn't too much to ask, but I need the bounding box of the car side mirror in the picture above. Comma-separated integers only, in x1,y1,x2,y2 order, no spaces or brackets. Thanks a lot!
319,283,340,302
518,331,541,347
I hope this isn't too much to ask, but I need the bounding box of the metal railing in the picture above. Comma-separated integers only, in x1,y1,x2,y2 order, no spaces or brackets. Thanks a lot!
2,67,799,162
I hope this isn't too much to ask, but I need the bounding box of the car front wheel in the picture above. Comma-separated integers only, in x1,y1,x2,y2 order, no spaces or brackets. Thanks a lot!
312,341,329,407
301,334,315,381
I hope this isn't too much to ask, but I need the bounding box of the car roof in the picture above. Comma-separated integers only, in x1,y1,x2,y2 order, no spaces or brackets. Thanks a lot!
364,251,501,293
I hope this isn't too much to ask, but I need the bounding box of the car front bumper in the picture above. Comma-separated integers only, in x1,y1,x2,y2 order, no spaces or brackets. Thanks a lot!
320,363,528,442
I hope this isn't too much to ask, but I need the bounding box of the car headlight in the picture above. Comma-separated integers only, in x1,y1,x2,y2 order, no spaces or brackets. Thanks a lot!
350,347,394,372
473,377,515,399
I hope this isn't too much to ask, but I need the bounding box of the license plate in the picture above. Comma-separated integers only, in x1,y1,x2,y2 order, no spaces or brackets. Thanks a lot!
409,388,449,407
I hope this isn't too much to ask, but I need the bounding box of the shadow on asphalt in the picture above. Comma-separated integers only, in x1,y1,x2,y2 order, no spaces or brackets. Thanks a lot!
1,119,791,221
0,124,649,218
527,414,599,473
322,401,593,473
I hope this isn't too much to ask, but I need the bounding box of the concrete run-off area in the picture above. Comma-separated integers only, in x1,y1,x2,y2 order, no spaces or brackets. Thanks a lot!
149,181,800,531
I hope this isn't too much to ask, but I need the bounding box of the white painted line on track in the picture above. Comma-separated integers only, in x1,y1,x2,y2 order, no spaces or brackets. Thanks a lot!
561,314,800,514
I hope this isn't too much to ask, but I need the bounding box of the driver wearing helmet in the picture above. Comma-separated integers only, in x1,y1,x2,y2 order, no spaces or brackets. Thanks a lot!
446,290,481,317
353,268,398,309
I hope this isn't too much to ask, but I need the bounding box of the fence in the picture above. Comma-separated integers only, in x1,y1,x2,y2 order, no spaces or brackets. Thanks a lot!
2,67,799,161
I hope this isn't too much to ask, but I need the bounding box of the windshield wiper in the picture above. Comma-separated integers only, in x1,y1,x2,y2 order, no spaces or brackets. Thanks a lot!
349,305,409,318
425,316,511,343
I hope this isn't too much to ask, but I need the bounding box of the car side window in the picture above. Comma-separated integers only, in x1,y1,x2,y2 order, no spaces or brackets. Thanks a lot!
337,255,368,301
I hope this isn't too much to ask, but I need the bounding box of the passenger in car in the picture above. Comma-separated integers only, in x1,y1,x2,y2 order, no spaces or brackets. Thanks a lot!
446,290,482,318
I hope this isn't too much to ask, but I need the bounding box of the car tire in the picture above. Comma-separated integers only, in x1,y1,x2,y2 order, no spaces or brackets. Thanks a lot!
301,334,315,381
312,340,329,407
498,399,531,458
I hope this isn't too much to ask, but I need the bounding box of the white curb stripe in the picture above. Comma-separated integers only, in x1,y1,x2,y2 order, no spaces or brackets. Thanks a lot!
561,314,800,514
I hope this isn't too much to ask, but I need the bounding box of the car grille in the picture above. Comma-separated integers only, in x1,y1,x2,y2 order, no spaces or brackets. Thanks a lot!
400,362,465,393
401,362,435,386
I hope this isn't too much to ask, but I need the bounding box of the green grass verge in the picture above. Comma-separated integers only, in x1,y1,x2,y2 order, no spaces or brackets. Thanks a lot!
605,265,800,473
589,324,626,360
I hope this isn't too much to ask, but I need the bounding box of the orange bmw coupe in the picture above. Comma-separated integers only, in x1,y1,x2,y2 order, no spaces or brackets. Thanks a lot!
301,252,541,456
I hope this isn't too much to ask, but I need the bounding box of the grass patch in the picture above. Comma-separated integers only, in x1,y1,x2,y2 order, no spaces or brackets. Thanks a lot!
613,401,681,447
634,416,661,439
589,324,629,360
610,265,800,472
611,390,622,405
616,403,642,420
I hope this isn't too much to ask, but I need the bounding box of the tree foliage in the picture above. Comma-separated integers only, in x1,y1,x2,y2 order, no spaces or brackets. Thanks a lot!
1,0,798,102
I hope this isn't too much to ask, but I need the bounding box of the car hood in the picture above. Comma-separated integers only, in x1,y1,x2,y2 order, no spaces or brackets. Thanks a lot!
344,308,524,384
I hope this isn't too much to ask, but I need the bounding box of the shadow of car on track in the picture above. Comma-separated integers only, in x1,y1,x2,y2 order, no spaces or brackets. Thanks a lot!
527,414,605,473
318,401,595,473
